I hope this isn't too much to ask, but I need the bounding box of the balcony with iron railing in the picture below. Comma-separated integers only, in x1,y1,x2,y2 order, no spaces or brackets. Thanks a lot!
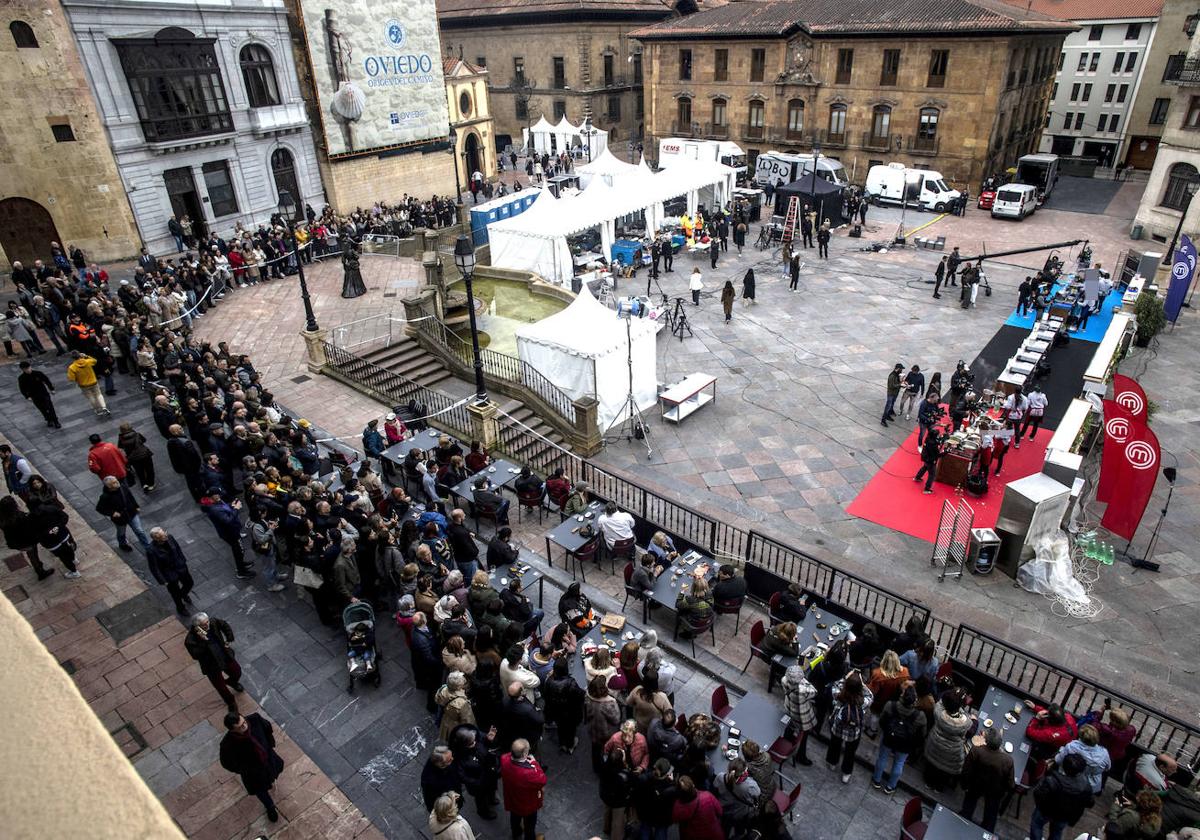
672,120,698,137
860,131,892,151
1166,57,1200,84
909,134,940,156
816,128,847,148
743,123,765,141
704,122,730,139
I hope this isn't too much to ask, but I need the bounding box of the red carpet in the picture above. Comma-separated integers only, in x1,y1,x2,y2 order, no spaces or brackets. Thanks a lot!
847,428,1050,543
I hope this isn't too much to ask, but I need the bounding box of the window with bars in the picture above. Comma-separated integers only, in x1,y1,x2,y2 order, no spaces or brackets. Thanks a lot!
552,56,566,88
116,29,233,142
50,122,76,142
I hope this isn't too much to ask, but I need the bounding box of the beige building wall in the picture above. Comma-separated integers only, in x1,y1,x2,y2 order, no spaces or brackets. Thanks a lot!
0,0,140,269
0,593,185,840
642,33,1061,186
1125,0,1197,169
1135,26,1200,243
442,22,650,150
447,62,498,189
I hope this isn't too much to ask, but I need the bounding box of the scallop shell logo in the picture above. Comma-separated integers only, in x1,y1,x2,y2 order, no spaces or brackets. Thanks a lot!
1124,440,1157,471
385,19,406,50
1104,416,1130,443
1115,390,1145,417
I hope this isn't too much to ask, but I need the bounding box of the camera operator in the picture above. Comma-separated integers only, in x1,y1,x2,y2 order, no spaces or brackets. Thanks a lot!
916,389,945,448
948,361,974,407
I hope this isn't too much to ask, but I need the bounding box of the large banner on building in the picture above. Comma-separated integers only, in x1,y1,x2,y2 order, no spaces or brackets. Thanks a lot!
296,0,449,157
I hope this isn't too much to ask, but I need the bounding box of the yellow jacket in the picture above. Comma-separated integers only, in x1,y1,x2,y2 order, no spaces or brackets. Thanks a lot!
67,356,98,388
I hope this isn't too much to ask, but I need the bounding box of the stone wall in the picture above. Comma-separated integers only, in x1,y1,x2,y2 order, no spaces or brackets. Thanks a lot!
0,0,140,269
317,150,458,211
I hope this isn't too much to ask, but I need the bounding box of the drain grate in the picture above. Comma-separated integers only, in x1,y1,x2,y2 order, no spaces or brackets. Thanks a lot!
290,375,312,384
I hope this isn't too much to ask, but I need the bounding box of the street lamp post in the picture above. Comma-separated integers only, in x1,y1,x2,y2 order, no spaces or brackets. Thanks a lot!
448,128,462,204
1163,178,1199,265
454,235,487,404
582,115,594,162
277,190,319,332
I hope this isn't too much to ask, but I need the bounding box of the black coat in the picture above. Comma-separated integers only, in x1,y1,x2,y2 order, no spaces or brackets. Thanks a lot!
500,694,544,749
31,505,73,550
17,370,55,404
167,436,202,475
184,618,236,675
420,758,463,812
1031,767,1094,825
1,509,40,551
487,536,519,569
410,626,442,690
219,713,284,794
95,483,140,521
446,522,478,566
146,535,190,584
450,724,499,795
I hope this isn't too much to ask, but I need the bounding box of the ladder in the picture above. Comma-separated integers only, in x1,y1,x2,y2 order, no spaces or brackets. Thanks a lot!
781,196,800,245
597,279,615,308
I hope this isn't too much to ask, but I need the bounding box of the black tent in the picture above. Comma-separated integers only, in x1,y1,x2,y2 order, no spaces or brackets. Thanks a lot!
773,177,848,227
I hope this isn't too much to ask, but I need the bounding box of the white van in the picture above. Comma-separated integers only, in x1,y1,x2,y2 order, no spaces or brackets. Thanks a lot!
864,163,960,212
754,152,848,188
991,184,1038,219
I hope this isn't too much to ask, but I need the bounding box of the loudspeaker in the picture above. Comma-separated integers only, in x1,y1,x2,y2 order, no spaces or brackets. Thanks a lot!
849,224,862,238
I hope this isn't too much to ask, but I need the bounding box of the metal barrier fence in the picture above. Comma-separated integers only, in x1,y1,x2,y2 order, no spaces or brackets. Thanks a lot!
326,313,400,354
320,340,1200,768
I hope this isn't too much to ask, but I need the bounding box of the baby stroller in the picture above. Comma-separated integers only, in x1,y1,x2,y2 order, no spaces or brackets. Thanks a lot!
344,602,382,694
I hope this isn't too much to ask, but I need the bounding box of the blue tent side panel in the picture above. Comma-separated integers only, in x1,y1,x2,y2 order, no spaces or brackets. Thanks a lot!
471,191,541,246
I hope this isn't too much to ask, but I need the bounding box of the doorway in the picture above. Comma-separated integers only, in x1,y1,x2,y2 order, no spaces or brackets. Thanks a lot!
163,166,207,242
1050,135,1075,156
0,197,61,266
464,132,482,179
271,148,301,220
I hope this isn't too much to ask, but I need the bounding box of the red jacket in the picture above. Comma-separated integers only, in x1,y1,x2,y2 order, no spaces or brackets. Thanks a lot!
88,442,128,480
1025,705,1077,752
671,791,724,840
500,753,547,817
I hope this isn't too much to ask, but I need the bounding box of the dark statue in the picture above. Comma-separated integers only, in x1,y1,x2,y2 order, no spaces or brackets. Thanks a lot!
340,237,366,299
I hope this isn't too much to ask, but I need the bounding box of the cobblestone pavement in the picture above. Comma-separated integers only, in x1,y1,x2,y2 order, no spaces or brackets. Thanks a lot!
172,178,1199,718
0,425,384,840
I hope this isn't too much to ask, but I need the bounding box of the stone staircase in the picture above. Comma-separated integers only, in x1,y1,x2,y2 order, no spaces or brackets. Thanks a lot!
359,336,453,389
357,339,570,467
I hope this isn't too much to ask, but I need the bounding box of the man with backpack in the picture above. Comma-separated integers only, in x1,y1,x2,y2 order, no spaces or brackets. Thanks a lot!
871,685,928,794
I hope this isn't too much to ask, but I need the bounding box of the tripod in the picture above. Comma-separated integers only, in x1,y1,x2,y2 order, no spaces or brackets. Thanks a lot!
671,297,693,341
1128,468,1176,572
605,314,653,459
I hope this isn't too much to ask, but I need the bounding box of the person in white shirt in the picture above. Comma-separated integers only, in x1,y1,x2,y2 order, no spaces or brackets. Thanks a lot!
596,502,635,549
689,267,704,305
1003,385,1029,449
1020,385,1049,443
499,644,540,703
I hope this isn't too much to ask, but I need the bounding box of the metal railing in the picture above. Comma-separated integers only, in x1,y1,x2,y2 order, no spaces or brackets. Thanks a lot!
1166,56,1200,84
326,312,399,354
412,315,578,427
743,124,765,141
909,135,940,156
861,131,892,151
316,344,1200,770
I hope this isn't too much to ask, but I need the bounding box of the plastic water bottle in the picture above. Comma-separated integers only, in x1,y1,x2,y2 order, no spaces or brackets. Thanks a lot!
1101,542,1115,566
1076,532,1093,557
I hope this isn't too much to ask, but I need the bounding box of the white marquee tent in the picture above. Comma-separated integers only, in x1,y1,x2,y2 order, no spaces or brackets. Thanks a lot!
515,284,658,431
575,147,641,188
488,160,737,285
523,115,609,156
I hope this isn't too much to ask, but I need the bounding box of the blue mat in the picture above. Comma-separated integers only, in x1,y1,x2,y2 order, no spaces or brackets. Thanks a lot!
1002,282,1121,343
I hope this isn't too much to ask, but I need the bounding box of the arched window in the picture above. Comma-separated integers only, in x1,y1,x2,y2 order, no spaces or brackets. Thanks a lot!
786,99,804,137
711,98,727,128
677,97,692,130
916,107,939,150
828,104,846,140
871,105,892,141
1162,162,1199,210
271,148,300,216
10,20,38,48
239,44,280,108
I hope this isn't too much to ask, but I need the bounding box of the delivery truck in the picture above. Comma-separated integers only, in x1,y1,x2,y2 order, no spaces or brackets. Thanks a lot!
1015,154,1059,204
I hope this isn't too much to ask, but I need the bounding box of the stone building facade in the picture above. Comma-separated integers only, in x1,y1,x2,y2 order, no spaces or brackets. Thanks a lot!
1134,23,1200,245
1025,0,1163,169
0,0,140,269
632,0,1075,187
62,0,323,257
1123,0,1198,170
436,0,701,155
445,57,498,191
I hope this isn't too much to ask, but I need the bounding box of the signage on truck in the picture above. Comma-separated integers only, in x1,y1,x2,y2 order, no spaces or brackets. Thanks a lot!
296,0,450,158
755,156,793,185
662,143,681,154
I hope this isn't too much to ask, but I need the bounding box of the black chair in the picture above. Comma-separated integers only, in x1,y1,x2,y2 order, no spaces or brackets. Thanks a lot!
473,500,502,535
621,562,650,623
674,611,716,657
517,488,545,524
569,539,599,582
607,536,636,577
714,595,745,634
